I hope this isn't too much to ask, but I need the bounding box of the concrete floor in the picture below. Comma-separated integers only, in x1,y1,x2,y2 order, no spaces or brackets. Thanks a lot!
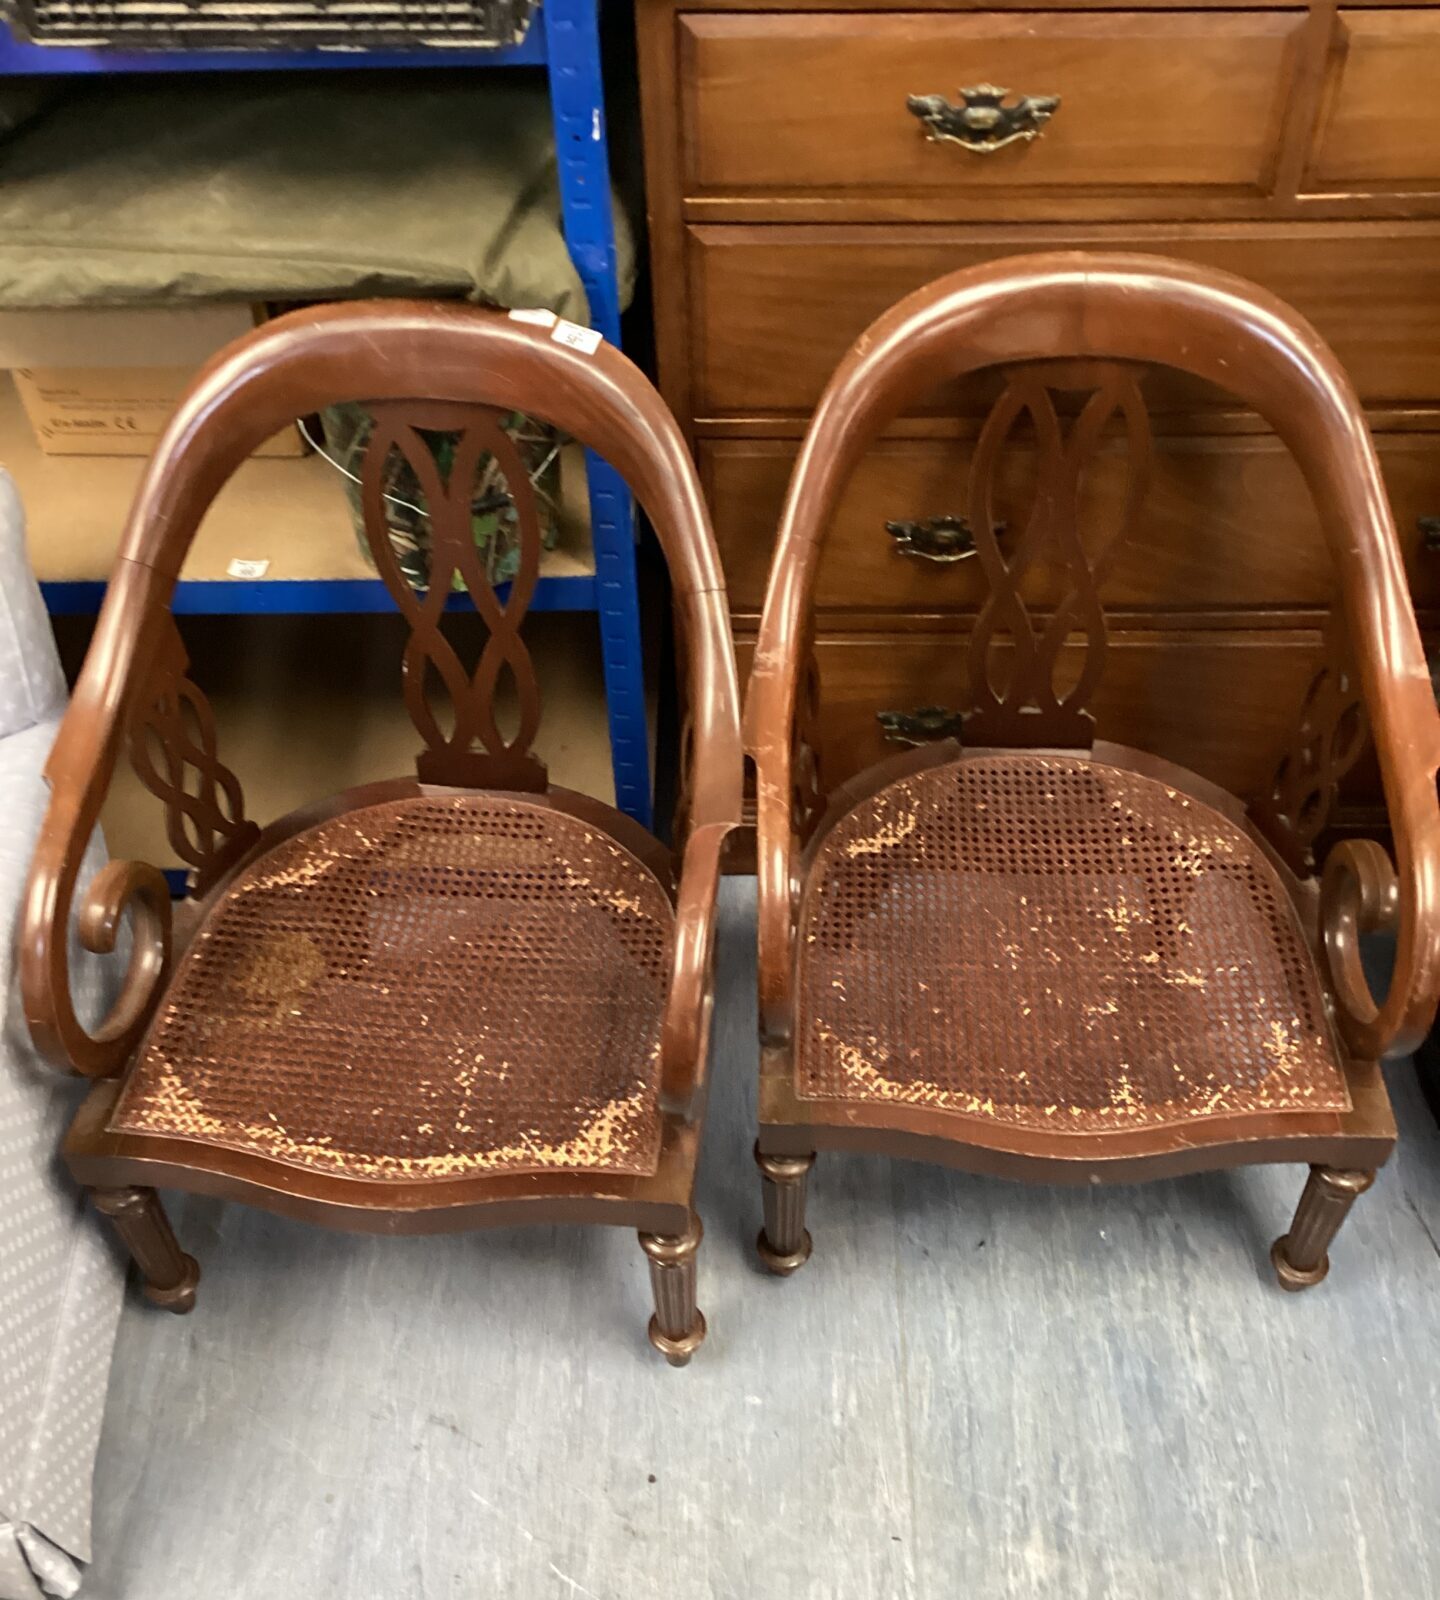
89,882,1440,1600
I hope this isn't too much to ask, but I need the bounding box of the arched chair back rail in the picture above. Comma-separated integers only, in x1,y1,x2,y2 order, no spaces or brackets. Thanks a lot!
22,302,742,1366
744,253,1440,1292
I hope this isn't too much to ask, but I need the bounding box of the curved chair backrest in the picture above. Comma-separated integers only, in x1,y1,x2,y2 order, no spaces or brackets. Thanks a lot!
747,252,1440,1049
47,302,742,875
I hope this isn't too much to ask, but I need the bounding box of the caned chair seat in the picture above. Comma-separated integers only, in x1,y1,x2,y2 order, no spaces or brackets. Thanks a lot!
109,794,673,1182
795,754,1350,1134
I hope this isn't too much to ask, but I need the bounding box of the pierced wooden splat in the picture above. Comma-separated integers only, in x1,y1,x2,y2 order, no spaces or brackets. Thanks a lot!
962,362,1153,748
1251,625,1369,875
360,400,549,791
126,618,259,894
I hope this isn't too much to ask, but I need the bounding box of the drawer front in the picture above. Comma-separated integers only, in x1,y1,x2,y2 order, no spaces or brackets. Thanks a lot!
707,432,1440,614
681,12,1301,200
738,628,1324,801
690,225,1440,417
1310,13,1440,188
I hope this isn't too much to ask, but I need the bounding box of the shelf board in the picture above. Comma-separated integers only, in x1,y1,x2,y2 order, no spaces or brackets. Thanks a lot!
1,380,597,613
0,19,548,73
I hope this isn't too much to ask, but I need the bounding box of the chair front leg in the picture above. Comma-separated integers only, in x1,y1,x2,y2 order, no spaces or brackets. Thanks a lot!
638,1213,706,1366
755,1144,815,1276
1271,1165,1375,1291
93,1186,200,1312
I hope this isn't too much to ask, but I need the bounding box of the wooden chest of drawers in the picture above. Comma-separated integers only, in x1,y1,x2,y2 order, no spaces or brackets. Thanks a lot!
636,0,1440,824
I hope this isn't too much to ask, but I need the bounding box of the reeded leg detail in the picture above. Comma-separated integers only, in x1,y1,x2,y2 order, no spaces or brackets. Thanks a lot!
92,1187,200,1313
638,1213,705,1366
755,1144,815,1276
1271,1166,1375,1292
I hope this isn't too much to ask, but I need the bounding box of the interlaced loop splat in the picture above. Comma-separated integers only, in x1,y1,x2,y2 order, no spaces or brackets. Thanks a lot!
126,620,258,887
964,364,1153,747
1251,626,1369,873
361,401,547,790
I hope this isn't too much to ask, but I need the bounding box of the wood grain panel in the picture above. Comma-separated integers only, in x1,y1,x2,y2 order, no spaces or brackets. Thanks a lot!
737,626,1326,799
689,223,1440,415
1309,12,1440,187
705,431,1440,612
681,11,1301,200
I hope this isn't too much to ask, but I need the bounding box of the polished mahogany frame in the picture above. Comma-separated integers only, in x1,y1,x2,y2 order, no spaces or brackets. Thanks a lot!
22,303,742,1364
745,254,1440,1287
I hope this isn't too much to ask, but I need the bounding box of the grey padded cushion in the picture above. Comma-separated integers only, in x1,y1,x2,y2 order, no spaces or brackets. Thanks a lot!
0,717,122,1600
0,473,125,1599
0,471,65,741
0,74,635,320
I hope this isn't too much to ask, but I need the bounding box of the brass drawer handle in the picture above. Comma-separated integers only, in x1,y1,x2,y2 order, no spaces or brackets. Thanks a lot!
1419,515,1440,554
906,84,1060,155
877,706,964,745
886,514,1006,563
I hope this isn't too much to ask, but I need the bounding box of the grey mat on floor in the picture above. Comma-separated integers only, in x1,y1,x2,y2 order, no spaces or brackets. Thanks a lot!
89,880,1440,1600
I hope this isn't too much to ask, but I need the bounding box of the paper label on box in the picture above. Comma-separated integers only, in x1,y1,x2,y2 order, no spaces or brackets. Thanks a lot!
226,558,270,579
508,308,558,328
551,320,604,355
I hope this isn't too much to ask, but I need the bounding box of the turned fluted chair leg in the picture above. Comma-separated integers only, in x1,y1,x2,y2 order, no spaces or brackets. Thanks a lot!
1271,1165,1375,1291
755,1144,815,1276
638,1213,705,1366
92,1186,200,1313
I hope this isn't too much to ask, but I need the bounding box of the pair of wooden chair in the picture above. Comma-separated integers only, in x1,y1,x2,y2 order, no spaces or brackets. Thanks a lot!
24,256,1440,1367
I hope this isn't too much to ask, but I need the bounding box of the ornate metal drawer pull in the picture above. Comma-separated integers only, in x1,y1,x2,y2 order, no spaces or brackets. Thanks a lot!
906,84,1060,155
1419,514,1440,554
886,514,1007,563
877,706,964,745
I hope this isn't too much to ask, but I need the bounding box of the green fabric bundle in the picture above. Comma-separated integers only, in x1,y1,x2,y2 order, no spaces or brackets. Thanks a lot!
0,73,635,318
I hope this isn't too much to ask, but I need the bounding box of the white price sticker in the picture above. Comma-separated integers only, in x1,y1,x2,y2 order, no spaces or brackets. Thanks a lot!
508,307,558,328
226,558,270,579
551,319,604,356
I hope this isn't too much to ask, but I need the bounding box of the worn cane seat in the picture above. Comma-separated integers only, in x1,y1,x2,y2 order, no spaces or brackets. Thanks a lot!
796,754,1351,1132
110,794,673,1181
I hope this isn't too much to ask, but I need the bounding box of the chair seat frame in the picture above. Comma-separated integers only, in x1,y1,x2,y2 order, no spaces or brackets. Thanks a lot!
63,778,703,1238
759,738,1394,1186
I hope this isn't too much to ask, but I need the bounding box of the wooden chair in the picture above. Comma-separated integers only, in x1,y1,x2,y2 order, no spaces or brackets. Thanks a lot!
746,254,1440,1289
22,303,741,1365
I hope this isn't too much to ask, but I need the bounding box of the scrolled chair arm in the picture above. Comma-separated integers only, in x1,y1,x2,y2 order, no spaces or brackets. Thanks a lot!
1320,830,1440,1061
751,686,800,1050
658,821,732,1122
22,561,178,1078
658,577,743,1124
23,789,174,1078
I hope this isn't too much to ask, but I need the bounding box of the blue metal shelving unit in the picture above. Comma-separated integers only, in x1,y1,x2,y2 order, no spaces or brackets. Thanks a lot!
0,0,653,827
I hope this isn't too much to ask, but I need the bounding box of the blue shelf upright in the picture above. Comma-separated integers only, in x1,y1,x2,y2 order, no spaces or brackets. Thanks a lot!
0,0,654,827
546,0,652,827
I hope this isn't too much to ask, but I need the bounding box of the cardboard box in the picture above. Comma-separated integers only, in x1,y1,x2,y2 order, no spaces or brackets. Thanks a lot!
0,306,306,458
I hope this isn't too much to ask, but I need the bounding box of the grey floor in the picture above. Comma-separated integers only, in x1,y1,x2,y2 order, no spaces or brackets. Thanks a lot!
90,882,1440,1599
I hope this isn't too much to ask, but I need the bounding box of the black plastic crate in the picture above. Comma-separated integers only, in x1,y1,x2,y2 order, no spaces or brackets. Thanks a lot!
6,0,536,51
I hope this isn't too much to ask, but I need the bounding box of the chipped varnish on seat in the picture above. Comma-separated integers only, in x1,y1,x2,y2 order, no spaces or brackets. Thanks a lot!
111,795,673,1181
796,755,1350,1132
